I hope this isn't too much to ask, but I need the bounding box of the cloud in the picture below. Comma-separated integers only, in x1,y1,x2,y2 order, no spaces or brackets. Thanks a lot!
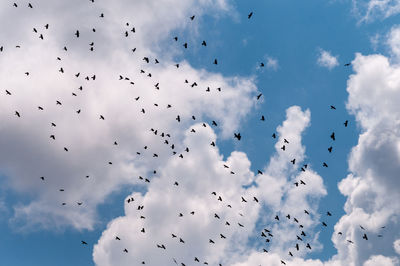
266,56,279,70
353,0,400,23
317,49,339,70
0,0,257,230
322,32,400,265
387,25,400,60
93,106,329,265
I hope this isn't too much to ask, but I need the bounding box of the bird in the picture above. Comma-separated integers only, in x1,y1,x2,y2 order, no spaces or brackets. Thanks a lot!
344,120,348,127
330,132,335,140
213,59,218,65
234,133,241,140
123,248,128,253
5,90,11,95
323,162,328,167
190,15,195,20
256,93,262,100
344,63,351,66
202,40,207,46
330,105,336,110
75,30,80,38
15,111,20,117
328,146,333,153
81,241,87,245
362,233,368,240
248,12,253,19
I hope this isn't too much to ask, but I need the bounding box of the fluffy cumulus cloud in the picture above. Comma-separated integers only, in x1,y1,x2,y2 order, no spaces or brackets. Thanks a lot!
317,49,339,70
321,30,400,265
93,106,329,265
0,0,257,230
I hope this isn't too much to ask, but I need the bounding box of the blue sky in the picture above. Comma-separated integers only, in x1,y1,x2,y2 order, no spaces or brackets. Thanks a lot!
1,0,400,265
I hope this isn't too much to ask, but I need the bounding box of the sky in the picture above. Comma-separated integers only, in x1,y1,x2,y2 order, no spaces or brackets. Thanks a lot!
0,0,400,265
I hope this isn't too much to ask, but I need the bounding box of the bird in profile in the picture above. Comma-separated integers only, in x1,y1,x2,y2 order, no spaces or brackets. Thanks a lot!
248,12,253,19
328,146,333,153
234,133,241,140
75,30,80,38
81,241,87,245
330,132,335,140
330,105,336,110
15,111,20,117
344,63,351,66
256,93,262,100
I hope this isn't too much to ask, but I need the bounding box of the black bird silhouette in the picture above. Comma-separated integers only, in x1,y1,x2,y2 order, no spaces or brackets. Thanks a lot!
81,241,87,245
330,105,336,110
213,59,218,65
123,248,128,253
241,197,247,202
248,12,253,19
327,211,332,216
362,233,368,240
75,30,80,38
344,120,348,127
256,93,262,100
202,40,207,46
323,162,328,167
328,146,333,153
15,111,20,117
190,15,195,20
344,63,351,66
234,133,241,140
261,115,265,121
330,132,335,140
5,90,11,95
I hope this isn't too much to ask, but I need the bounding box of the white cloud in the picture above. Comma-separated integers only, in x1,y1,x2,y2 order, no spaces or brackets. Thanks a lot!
353,0,400,23
363,255,399,266
324,34,400,265
317,49,339,70
394,239,400,255
94,106,329,265
0,0,257,230
266,56,279,70
388,25,400,60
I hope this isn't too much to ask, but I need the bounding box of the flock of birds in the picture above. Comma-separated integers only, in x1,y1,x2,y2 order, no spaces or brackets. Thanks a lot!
1,2,387,266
